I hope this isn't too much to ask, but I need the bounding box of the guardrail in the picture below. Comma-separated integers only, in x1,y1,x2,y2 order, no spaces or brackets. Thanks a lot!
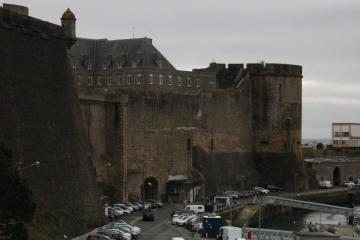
242,227,294,240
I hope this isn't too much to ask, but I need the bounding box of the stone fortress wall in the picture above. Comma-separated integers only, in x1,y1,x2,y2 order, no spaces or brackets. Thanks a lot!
0,4,101,238
73,55,305,201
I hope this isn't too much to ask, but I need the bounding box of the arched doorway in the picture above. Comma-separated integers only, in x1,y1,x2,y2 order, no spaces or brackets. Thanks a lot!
333,167,341,186
141,177,159,201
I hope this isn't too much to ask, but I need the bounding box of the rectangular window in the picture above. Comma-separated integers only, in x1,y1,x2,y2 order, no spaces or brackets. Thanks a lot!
127,74,132,85
103,63,107,70
87,76,93,86
187,77,191,87
168,75,173,86
108,75,112,86
159,74,164,85
87,63,92,70
77,75,82,85
149,74,154,85
117,75,122,85
137,74,143,84
178,76,182,86
97,76,103,86
196,78,200,87
117,61,122,69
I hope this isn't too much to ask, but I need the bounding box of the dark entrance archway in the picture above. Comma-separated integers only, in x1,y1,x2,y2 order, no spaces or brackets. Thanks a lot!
333,167,341,186
141,177,159,201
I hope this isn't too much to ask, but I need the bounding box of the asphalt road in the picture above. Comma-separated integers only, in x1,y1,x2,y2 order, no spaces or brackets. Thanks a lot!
120,204,196,240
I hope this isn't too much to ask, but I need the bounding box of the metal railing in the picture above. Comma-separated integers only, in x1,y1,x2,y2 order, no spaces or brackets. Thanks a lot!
266,196,360,218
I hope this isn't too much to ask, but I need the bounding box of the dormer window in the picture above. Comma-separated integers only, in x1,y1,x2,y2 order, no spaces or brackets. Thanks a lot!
108,75,112,86
159,60,163,69
77,75,82,85
131,61,137,68
168,75,173,86
87,63,92,70
187,77,191,87
87,76,93,86
117,61,122,69
149,74,154,85
127,74,132,85
159,74,164,85
196,78,200,87
103,63,107,70
97,76,103,86
178,76,182,86
73,63,76,70
137,74,143,84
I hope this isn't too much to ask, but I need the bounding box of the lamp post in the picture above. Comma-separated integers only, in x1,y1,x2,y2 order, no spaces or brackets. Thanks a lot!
294,173,298,192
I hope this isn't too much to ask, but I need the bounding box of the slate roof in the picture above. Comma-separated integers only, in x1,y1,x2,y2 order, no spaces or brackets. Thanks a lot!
70,37,176,71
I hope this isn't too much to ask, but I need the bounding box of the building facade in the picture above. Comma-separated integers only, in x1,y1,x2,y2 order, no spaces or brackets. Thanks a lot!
70,37,305,202
332,123,360,147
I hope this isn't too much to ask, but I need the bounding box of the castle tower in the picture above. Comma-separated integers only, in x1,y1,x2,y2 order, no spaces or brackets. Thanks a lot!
249,63,305,190
61,8,76,48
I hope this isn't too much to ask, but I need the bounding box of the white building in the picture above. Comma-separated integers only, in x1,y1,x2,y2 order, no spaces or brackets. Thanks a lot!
332,123,360,147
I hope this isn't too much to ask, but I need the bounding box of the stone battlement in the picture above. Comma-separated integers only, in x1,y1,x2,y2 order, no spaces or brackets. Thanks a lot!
196,62,302,77
246,63,302,77
0,4,66,41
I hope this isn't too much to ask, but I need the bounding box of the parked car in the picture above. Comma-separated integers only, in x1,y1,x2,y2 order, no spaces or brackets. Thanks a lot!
344,181,355,188
266,185,282,192
319,180,333,189
88,233,113,240
223,191,239,199
184,204,205,214
109,220,141,236
113,204,132,214
97,229,132,240
107,207,124,219
217,226,246,240
143,209,155,221
177,215,197,226
253,187,270,195
148,199,163,208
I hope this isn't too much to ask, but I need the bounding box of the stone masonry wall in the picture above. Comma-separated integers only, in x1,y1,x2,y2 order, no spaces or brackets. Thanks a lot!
0,7,101,238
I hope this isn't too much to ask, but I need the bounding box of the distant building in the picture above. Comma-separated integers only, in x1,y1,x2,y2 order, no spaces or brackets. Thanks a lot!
332,123,360,147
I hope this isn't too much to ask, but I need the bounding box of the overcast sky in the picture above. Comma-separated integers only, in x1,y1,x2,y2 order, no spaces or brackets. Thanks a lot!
5,0,360,139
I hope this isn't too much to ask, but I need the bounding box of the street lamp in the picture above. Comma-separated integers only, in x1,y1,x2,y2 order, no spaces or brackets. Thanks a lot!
294,173,298,192
17,161,40,177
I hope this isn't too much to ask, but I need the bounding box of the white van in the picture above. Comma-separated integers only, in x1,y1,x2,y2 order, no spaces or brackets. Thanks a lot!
185,204,205,214
217,226,246,240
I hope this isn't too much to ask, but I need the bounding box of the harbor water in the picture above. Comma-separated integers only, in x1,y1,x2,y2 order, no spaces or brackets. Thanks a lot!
262,206,360,232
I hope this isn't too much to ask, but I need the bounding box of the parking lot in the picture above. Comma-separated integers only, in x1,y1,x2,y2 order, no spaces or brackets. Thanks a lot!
121,204,195,240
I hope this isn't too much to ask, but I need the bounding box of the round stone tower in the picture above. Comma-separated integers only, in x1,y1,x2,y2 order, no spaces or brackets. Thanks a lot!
248,63,305,190
61,8,76,48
